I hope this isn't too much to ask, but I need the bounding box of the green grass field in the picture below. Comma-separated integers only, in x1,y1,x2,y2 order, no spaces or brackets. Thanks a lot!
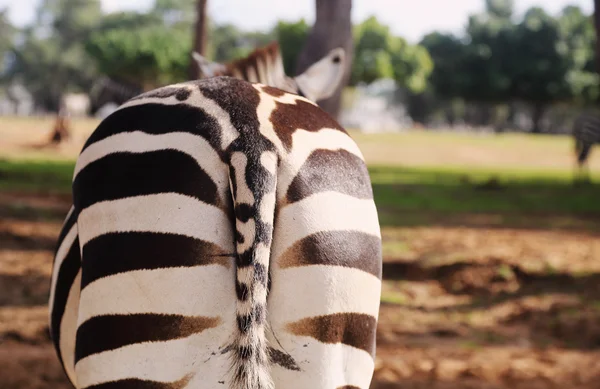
2,118,599,228
1,144,599,228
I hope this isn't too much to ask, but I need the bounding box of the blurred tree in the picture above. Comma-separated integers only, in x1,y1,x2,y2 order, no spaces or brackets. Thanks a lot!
419,32,469,125
510,7,570,132
296,0,353,118
352,16,432,94
152,0,195,28
0,8,16,79
274,20,309,75
85,0,200,89
461,0,514,104
93,11,161,32
7,0,101,111
485,0,514,19
594,0,600,74
208,24,244,62
351,16,394,84
207,24,274,63
86,23,191,89
388,36,432,94
420,32,467,99
557,5,599,104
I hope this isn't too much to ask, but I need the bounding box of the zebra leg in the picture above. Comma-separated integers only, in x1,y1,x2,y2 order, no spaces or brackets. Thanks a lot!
576,143,592,183
48,206,81,387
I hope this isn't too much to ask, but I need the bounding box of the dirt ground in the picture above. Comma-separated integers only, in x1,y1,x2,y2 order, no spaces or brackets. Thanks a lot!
2,117,600,388
1,191,600,389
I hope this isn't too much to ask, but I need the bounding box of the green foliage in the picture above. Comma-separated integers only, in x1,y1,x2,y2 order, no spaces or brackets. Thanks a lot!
274,19,309,75
152,0,195,28
420,33,468,99
416,2,598,130
207,24,244,62
351,16,432,93
0,9,16,79
2,0,599,122
207,24,275,63
510,8,570,105
557,6,599,103
7,0,101,110
86,25,191,88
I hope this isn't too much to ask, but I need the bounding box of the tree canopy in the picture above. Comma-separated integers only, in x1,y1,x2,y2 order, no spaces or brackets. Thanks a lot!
1,0,597,130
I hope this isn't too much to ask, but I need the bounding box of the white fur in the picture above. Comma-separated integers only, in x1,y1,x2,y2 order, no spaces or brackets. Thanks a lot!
78,194,232,248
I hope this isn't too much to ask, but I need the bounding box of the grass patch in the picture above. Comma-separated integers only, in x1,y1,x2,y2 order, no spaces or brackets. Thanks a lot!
382,240,411,258
0,159,74,194
369,165,600,224
1,158,599,228
380,291,407,305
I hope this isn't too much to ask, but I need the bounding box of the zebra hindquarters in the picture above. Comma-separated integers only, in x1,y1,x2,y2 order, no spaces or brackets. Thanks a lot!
70,128,238,388
267,134,382,389
49,206,81,387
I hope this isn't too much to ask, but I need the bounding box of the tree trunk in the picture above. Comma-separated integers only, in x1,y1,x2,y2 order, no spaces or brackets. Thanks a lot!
295,0,353,119
189,0,208,80
48,107,70,144
531,103,545,134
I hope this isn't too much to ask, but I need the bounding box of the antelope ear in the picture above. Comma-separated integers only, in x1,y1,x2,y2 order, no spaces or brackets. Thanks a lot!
191,52,227,78
293,48,346,102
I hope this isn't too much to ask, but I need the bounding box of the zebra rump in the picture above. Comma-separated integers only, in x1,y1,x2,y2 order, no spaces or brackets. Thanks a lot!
49,76,382,389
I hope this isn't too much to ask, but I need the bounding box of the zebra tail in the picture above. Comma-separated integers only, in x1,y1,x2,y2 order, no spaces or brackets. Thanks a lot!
229,150,277,389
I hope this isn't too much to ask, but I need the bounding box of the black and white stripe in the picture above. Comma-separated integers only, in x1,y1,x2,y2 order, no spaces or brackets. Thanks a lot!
49,77,381,389
573,112,600,180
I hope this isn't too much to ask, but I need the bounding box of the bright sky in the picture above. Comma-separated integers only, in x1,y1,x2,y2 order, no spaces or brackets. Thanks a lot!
0,0,594,43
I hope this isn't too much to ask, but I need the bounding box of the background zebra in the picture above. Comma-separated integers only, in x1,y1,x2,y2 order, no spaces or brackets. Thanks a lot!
88,76,144,117
573,111,600,181
49,77,382,389
192,41,346,103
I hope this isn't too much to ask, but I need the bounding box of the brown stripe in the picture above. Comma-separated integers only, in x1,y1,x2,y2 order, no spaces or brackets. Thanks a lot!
270,100,347,150
84,374,192,389
268,347,301,371
286,313,377,357
262,85,285,97
337,386,361,389
81,232,231,289
75,314,220,362
278,231,381,278
286,149,373,203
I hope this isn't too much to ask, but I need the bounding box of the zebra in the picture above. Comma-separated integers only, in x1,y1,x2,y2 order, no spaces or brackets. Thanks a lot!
192,41,345,103
573,112,600,182
49,76,382,389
